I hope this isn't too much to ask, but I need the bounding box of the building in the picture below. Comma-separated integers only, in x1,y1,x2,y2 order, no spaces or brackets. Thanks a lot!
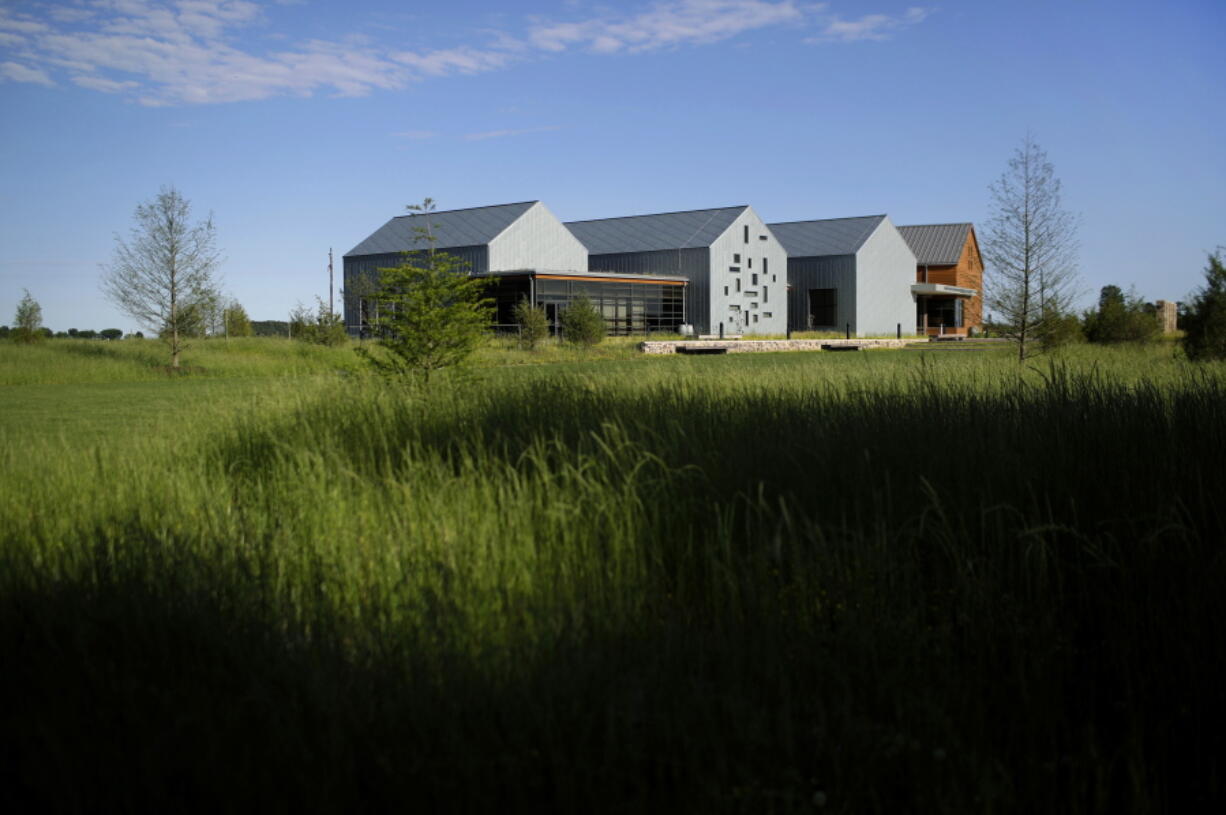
566,206,789,336
897,223,983,337
343,201,687,336
768,215,918,337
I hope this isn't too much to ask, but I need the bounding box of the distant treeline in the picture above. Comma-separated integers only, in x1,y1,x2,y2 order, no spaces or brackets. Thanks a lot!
1,323,294,339
251,320,290,337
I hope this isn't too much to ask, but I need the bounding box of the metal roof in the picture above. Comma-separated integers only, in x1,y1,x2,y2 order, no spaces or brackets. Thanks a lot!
345,201,538,257
565,206,747,254
767,215,886,257
897,223,972,266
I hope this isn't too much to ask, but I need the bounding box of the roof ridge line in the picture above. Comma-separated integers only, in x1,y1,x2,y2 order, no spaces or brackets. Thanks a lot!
391,200,538,220
565,205,747,225
767,214,886,226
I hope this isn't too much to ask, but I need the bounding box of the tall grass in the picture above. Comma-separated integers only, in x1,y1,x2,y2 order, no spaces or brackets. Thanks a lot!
1,346,1223,811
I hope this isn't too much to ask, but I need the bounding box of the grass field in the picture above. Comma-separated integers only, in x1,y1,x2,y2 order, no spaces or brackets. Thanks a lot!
2,337,1223,812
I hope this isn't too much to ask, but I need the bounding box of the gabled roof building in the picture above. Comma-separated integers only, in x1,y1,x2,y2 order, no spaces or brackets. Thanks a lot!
567,206,788,336
898,223,983,336
343,202,687,336
768,215,918,336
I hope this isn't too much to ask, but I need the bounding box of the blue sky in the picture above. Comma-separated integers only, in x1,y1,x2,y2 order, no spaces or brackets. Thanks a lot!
1,0,1223,331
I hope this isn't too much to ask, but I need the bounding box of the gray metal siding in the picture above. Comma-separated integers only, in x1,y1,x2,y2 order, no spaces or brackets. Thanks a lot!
786,255,857,333
343,246,488,332
854,218,919,336
488,201,588,271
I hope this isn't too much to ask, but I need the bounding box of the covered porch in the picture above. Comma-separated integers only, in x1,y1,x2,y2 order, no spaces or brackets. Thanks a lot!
912,282,977,337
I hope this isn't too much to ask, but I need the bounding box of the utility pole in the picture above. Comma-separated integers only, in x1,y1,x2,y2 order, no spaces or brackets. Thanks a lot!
328,247,334,317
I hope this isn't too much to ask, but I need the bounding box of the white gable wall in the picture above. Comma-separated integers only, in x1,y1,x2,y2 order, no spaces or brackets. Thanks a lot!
489,202,588,271
854,216,919,337
708,207,789,336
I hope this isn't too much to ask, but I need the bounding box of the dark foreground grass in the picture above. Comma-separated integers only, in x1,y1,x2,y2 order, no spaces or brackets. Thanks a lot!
1,349,1224,812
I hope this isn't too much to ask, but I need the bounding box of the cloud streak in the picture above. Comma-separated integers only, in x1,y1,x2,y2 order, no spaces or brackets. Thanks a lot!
812,6,932,43
0,2,932,105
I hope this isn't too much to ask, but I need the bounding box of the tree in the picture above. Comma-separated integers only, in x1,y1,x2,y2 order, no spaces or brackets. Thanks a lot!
1082,284,1159,344
100,186,222,368
356,199,494,382
223,299,253,337
100,328,124,341
12,289,43,343
981,136,1081,361
1181,250,1226,361
514,298,549,350
559,295,605,347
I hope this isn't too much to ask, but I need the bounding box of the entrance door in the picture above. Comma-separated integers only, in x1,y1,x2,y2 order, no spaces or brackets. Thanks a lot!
808,288,837,329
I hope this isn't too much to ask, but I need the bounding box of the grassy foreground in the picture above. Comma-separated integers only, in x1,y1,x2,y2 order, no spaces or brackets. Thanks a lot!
1,340,1223,812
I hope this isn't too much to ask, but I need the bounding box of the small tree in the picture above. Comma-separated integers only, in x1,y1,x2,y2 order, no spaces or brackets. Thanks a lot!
223,299,253,337
1182,251,1226,361
559,295,605,347
982,135,1081,361
12,289,43,343
100,328,123,341
514,298,549,350
101,186,222,368
356,199,494,381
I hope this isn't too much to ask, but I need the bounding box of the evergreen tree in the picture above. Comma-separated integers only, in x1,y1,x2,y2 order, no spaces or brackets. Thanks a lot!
1182,251,1226,361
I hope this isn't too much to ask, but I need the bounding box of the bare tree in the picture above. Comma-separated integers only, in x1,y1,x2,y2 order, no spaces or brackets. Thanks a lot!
982,135,1081,361
101,186,221,367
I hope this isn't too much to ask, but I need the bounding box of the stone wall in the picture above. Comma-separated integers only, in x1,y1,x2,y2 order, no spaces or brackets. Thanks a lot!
639,339,913,355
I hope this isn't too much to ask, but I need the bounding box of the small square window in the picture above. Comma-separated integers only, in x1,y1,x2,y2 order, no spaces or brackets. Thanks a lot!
752,273,758,285
733,253,741,263
759,235,768,241
753,314,759,323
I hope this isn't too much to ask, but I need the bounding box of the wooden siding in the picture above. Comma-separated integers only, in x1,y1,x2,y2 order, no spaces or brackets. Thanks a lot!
914,227,983,331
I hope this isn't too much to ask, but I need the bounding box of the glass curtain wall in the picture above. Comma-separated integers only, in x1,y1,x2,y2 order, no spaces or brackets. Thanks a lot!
484,276,685,335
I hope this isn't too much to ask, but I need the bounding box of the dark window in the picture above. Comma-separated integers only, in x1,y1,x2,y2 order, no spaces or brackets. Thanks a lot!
751,273,758,285
729,266,740,272
764,312,773,318
744,225,749,243
753,314,759,323
748,258,752,269
763,285,768,303
733,253,740,263
724,286,728,296
808,288,837,327
763,258,768,275
735,278,741,292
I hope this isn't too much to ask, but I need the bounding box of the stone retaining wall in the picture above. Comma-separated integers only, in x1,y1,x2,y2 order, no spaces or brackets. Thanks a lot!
639,339,914,355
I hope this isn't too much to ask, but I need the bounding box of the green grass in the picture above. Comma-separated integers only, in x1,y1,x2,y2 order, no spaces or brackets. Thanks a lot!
1,339,1223,811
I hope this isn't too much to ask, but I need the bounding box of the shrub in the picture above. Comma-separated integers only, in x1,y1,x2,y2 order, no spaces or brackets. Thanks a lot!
559,296,604,347
513,299,549,350
290,298,347,346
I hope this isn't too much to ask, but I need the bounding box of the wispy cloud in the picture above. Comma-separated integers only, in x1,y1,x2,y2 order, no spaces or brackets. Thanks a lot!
0,2,932,106
464,126,560,142
811,6,932,43
530,0,805,54
1,60,55,86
